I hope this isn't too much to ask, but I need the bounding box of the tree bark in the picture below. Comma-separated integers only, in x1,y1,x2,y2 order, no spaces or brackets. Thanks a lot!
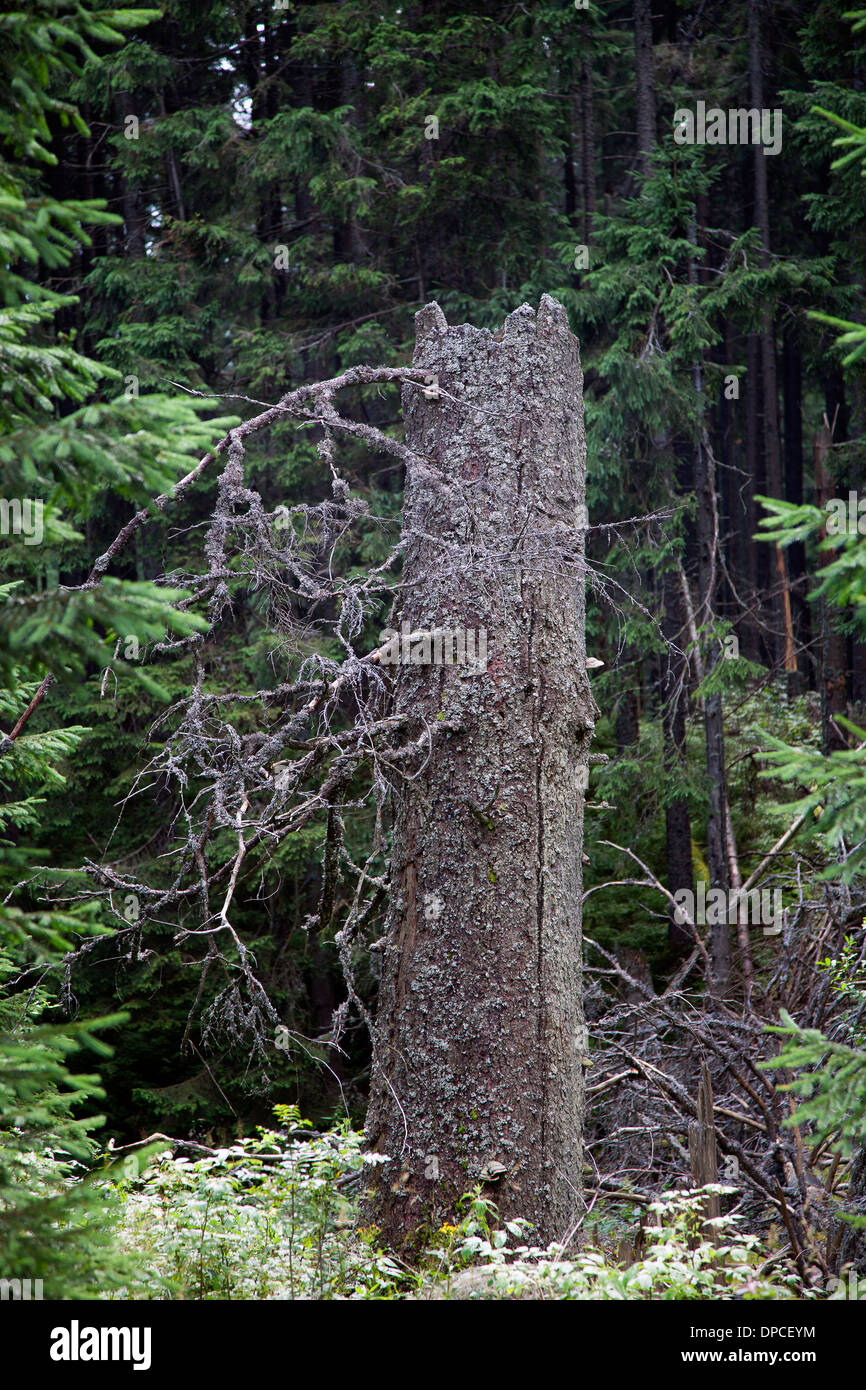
113,93,147,260
634,0,656,177
693,435,730,990
749,0,796,681
814,419,848,752
687,229,731,996
783,324,809,685
661,569,694,955
364,296,595,1249
581,59,596,244
564,74,578,223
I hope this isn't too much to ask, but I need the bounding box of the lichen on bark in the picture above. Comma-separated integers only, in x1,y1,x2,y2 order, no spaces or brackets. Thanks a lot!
364,295,596,1249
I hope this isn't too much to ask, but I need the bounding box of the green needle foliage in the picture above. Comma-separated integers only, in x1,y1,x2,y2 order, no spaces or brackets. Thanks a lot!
764,1010,866,1158
0,2,232,1295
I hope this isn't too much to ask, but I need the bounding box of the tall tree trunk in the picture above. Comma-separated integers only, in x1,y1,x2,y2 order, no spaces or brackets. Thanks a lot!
717,319,740,626
749,0,796,681
364,297,595,1249
783,324,809,689
564,77,578,222
244,13,284,323
581,59,596,244
688,224,731,995
634,0,656,177
726,799,753,1001
744,331,769,662
661,568,694,955
618,11,654,754
814,419,848,752
695,414,731,993
113,93,147,260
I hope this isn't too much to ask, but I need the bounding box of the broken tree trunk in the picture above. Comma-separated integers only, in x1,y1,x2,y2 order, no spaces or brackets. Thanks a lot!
363,295,596,1249
689,1061,721,1243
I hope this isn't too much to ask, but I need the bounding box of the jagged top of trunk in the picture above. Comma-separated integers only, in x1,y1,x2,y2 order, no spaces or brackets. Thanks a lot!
415,294,572,345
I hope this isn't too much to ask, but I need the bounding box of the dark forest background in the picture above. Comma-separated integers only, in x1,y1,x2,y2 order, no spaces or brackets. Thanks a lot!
5,0,866,1298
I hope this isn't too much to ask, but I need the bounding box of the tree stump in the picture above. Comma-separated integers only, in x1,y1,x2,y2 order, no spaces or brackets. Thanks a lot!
364,295,596,1249
689,1060,721,1242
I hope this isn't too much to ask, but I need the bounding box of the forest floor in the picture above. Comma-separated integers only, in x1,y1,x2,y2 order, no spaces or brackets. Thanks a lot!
95,1113,826,1301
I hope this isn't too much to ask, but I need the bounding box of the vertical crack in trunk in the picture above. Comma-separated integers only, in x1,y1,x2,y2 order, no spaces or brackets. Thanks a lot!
535,661,547,1166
